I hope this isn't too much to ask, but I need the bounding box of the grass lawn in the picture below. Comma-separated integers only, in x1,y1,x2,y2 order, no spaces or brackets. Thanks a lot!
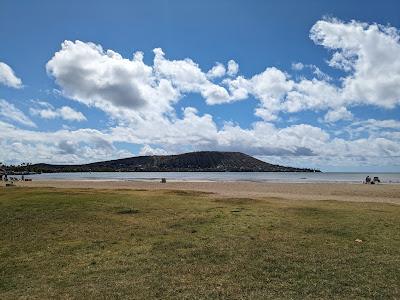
1,187,399,299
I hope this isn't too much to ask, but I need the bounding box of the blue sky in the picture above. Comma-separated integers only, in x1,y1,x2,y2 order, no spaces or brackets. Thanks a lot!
1,0,400,171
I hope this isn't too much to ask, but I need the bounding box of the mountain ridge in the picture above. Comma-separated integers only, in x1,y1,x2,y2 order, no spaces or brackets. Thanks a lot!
26,151,319,173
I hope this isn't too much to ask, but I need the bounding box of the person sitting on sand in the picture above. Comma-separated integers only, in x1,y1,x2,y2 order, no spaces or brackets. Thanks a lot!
373,176,380,183
365,176,371,184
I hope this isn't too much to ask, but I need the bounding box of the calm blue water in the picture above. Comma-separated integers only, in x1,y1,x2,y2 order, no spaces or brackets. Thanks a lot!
21,172,400,183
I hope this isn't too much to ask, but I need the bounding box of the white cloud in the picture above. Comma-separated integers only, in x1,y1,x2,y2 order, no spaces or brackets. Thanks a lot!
46,41,240,116
356,119,400,130
58,106,86,121
311,65,331,81
0,62,22,88
0,99,36,127
46,41,179,120
310,18,400,108
226,68,337,120
139,145,168,156
250,68,294,120
292,62,304,71
152,48,233,105
0,120,130,164
324,107,353,123
207,62,226,79
292,62,331,80
227,60,239,77
344,119,400,139
224,68,341,121
224,19,400,120
30,102,86,122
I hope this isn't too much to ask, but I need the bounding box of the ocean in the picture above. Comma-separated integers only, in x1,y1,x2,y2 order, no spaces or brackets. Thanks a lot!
21,172,400,183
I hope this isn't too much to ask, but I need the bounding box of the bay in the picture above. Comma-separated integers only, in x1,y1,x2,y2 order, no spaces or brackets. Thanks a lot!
21,172,400,183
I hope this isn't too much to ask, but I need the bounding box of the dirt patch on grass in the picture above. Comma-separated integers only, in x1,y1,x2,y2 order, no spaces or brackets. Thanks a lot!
214,197,263,205
164,190,214,197
116,208,140,215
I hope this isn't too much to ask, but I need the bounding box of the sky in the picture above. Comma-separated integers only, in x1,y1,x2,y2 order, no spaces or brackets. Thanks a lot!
1,0,400,172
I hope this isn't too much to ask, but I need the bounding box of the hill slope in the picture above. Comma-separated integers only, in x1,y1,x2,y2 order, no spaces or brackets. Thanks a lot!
29,151,318,172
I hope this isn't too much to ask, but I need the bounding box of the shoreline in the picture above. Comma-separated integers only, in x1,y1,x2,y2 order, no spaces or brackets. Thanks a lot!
8,178,400,184
4,171,399,185
3,179,400,205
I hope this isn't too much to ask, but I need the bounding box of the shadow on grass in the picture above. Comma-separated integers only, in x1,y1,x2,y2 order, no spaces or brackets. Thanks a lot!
116,208,139,215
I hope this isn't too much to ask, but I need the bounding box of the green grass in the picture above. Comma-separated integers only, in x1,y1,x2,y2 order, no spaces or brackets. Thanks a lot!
0,187,399,299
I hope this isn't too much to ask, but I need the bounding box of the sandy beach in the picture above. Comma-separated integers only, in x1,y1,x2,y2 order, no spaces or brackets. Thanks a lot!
4,180,400,204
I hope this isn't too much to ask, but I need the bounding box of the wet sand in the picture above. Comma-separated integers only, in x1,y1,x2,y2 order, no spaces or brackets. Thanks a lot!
3,180,400,204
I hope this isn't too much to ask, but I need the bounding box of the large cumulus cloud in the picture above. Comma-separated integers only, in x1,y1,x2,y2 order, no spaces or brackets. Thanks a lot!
46,18,400,123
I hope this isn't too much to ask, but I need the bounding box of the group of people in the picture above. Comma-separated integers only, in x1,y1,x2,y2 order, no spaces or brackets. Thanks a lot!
364,176,381,184
0,174,26,182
